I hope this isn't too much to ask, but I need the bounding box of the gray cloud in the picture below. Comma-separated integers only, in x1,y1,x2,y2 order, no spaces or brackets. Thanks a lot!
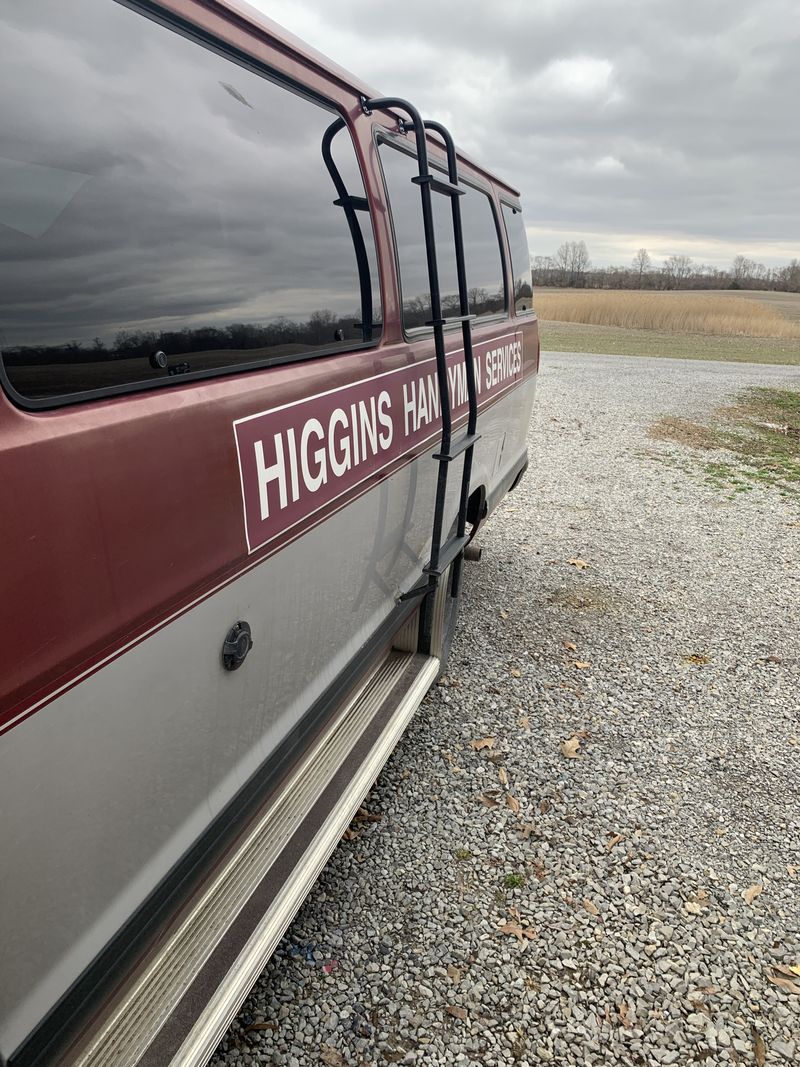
259,0,800,265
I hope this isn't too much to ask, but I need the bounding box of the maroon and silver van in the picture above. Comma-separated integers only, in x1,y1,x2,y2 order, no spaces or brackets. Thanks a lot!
0,1,539,1063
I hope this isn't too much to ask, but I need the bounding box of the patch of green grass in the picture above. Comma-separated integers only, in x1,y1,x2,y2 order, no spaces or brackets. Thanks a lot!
539,320,800,364
453,847,473,861
503,873,526,889
650,386,800,500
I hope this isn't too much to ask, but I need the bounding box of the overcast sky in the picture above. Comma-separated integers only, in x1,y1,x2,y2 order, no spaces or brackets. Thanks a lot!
251,0,799,270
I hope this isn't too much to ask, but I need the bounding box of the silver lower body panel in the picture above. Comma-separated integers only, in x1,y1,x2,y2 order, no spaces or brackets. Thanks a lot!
67,649,439,1067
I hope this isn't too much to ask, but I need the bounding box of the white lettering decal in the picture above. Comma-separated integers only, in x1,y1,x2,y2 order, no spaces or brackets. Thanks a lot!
359,396,379,459
254,433,287,519
301,418,326,492
377,390,393,448
402,380,416,436
328,408,351,478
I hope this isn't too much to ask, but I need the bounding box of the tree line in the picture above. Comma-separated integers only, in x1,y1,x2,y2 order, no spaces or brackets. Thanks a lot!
533,241,800,293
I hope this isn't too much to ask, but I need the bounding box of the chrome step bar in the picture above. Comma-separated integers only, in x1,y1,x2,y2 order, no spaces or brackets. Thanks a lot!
71,651,439,1067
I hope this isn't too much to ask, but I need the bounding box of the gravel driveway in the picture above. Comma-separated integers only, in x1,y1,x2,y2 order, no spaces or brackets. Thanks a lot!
211,353,800,1067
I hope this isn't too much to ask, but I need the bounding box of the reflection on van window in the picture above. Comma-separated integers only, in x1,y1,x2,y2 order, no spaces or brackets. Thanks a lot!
379,143,505,329
0,0,381,402
501,204,534,313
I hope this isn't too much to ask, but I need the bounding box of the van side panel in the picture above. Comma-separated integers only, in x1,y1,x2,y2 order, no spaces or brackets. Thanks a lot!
0,338,535,1054
0,0,539,1058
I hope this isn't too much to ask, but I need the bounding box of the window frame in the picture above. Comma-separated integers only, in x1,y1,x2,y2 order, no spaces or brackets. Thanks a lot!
375,131,509,342
500,198,535,318
0,0,383,412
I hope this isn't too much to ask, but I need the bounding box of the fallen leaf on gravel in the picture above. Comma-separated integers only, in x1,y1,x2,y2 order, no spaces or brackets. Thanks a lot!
789,737,799,747
567,558,588,569
767,973,800,994
539,798,552,813
764,654,782,663
341,828,361,841
684,652,710,666
479,791,500,808
518,823,538,840
509,667,521,677
497,922,536,941
445,1005,468,1021
572,660,591,669
788,865,798,877
683,900,703,916
562,640,577,651
353,807,382,823
447,965,462,982
583,898,600,916
773,964,800,979
506,794,521,814
752,1029,766,1067
532,858,547,880
382,1053,406,1064
498,767,509,786
560,736,581,758
518,715,530,729
606,833,624,851
499,609,509,619
617,1002,633,1029
470,736,495,751
743,884,763,905
320,1045,345,1066
245,1021,277,1032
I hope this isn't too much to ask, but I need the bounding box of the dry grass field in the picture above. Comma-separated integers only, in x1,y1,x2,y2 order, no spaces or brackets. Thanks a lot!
536,289,800,364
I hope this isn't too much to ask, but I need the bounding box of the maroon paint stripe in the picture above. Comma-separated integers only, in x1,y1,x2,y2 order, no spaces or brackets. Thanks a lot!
0,375,531,739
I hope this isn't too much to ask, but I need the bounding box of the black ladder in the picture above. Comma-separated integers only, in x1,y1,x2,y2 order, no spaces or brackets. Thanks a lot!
365,97,480,654
321,117,379,342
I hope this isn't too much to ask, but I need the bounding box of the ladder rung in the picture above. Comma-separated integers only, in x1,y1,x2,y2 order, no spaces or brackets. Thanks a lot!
433,432,481,462
333,195,369,211
411,174,464,197
424,314,477,327
423,533,470,578
399,580,432,602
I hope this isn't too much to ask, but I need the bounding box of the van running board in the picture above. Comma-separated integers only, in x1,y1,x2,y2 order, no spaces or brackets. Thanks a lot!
67,651,439,1067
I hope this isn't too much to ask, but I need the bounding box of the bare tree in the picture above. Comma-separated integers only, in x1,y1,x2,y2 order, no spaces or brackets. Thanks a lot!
632,248,652,287
570,240,591,285
555,240,591,286
553,242,571,286
662,254,693,289
731,255,758,286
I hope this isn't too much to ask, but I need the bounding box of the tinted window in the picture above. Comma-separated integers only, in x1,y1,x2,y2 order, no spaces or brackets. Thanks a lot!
0,0,381,403
502,204,534,313
379,143,505,329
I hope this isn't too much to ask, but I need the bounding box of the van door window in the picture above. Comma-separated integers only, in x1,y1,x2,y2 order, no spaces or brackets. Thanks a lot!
379,143,505,329
501,204,534,313
0,0,381,405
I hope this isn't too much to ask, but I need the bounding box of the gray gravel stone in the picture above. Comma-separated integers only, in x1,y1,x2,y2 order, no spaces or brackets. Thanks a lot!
211,354,800,1066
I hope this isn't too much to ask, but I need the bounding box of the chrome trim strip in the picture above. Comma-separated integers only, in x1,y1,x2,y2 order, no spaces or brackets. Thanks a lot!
170,656,439,1067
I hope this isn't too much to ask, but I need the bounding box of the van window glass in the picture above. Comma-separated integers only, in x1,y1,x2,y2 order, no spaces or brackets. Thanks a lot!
379,143,505,329
501,204,534,313
0,0,381,403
